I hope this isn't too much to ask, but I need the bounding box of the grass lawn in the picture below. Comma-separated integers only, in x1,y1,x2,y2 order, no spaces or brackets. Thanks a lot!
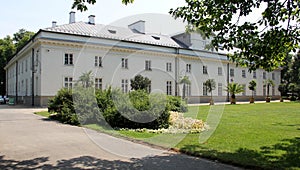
34,111,50,118
36,102,300,169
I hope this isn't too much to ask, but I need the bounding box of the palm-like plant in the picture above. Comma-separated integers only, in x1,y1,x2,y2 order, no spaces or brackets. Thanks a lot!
180,76,191,99
264,79,275,97
248,80,257,103
78,70,93,88
204,79,216,105
225,82,244,104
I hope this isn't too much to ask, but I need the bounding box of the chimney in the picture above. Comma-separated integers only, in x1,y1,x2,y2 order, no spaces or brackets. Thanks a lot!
52,21,57,28
128,20,145,34
88,15,95,25
69,11,75,24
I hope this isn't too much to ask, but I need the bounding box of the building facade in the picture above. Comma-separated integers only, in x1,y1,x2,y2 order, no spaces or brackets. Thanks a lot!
5,12,281,106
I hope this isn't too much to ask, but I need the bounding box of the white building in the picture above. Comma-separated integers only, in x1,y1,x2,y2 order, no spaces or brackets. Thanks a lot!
5,12,281,106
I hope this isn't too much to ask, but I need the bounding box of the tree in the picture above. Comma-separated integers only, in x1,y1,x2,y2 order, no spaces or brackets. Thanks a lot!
77,70,94,88
179,76,191,99
248,80,257,103
170,0,299,72
130,74,151,92
13,29,35,51
278,83,285,102
204,79,216,105
263,79,275,102
72,0,134,11
225,82,244,104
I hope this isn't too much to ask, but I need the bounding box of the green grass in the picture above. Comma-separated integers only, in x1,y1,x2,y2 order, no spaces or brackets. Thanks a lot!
34,111,50,118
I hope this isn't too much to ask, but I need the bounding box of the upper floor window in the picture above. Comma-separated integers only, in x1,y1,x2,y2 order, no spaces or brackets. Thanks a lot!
263,72,266,79
230,68,234,77
242,84,246,96
253,71,257,79
166,62,172,72
272,73,275,80
242,70,246,78
186,64,191,73
218,67,222,75
203,66,208,74
122,58,128,69
95,56,103,67
145,60,152,71
64,53,73,65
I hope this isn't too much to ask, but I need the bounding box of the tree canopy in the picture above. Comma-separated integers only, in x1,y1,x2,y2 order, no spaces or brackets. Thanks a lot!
72,0,299,72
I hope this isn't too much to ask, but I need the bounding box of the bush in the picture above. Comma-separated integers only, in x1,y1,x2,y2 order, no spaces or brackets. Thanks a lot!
167,96,188,113
48,88,79,125
97,88,170,129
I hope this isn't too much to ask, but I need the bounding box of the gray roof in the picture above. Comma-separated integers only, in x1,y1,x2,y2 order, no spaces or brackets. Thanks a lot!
42,22,181,48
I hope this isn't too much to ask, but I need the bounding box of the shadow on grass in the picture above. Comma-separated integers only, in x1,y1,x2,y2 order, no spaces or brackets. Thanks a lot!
0,154,236,170
179,137,300,169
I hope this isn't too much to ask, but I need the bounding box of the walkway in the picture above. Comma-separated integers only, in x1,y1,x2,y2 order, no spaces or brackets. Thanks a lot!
0,106,241,169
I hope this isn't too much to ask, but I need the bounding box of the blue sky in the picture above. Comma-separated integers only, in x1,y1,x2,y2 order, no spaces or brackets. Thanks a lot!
0,0,186,38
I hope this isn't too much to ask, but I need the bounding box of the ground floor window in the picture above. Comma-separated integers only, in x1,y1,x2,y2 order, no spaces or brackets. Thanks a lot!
166,81,172,95
95,78,102,90
218,83,222,96
64,77,73,89
121,79,129,93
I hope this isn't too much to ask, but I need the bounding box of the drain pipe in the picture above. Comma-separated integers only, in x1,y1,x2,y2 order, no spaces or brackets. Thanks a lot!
31,48,35,106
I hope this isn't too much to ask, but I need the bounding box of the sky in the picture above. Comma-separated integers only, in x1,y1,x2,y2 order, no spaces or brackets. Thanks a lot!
0,0,187,38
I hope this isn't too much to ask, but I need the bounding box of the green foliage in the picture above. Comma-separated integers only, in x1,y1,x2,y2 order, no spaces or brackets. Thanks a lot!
48,88,79,125
170,0,299,71
248,80,257,98
264,79,275,97
96,87,170,129
204,79,216,102
130,74,151,92
72,0,134,11
225,82,244,99
180,76,191,99
167,96,188,113
77,70,94,88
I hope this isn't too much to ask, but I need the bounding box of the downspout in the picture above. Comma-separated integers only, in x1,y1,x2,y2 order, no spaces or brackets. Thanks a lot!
175,48,179,96
226,56,230,102
15,61,18,104
31,48,35,106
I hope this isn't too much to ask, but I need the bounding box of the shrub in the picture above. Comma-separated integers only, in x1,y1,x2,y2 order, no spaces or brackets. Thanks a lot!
167,96,188,112
96,88,170,129
48,88,79,125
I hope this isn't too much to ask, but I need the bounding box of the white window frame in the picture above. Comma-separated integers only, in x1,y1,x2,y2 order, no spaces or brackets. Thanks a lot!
64,53,74,65
186,64,191,73
166,81,172,95
145,60,152,71
122,58,128,69
95,56,103,67
218,67,222,75
203,65,208,74
64,77,73,89
121,79,129,93
95,78,103,90
166,62,172,72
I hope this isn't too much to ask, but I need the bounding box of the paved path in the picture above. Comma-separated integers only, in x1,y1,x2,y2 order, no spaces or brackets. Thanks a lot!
0,105,241,170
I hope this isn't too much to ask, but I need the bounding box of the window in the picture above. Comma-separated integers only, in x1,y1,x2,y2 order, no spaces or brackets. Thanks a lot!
166,81,172,95
203,66,208,74
122,58,128,69
186,64,191,73
242,84,246,96
64,77,73,89
253,71,257,79
272,85,275,96
95,78,102,90
218,83,222,96
25,59,28,72
254,89,257,96
218,67,222,75
272,73,275,80
166,62,172,72
121,79,129,93
25,79,28,96
64,53,73,65
145,60,151,71
21,62,24,73
263,85,266,96
203,83,208,96
95,56,102,67
242,70,246,78
185,84,191,97
230,68,234,77
263,72,266,79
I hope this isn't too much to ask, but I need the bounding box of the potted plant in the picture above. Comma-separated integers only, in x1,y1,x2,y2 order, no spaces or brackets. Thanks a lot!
225,82,244,104
204,79,216,105
180,76,191,100
264,79,275,102
248,80,257,103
